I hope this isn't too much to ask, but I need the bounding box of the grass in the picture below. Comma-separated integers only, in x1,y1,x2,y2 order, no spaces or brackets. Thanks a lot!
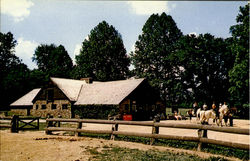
166,108,190,116
77,133,249,160
86,146,228,161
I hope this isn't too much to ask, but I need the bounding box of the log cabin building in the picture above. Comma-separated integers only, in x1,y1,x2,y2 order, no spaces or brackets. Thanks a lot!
10,77,164,120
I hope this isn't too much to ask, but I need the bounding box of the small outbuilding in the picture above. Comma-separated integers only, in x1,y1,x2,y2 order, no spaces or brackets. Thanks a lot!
10,77,165,120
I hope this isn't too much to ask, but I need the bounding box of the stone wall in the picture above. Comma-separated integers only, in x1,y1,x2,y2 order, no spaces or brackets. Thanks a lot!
31,100,72,118
10,109,28,116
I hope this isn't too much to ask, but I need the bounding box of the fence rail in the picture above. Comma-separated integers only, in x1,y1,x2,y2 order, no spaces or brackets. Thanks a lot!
45,118,249,151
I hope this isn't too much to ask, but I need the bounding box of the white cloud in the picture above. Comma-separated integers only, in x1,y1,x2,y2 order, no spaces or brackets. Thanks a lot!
15,38,39,69
1,0,34,22
127,1,169,15
73,43,82,64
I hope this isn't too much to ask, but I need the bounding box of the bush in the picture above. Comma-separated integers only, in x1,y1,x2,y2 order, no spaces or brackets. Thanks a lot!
74,105,119,119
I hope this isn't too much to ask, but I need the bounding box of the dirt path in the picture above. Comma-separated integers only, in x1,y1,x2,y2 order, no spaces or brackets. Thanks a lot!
0,130,244,161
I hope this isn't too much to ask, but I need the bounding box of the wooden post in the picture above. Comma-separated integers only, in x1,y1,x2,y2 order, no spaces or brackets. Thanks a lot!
58,115,62,127
45,115,53,135
229,116,233,127
111,117,119,140
150,114,160,145
11,115,19,133
197,129,207,151
37,117,40,130
75,119,82,137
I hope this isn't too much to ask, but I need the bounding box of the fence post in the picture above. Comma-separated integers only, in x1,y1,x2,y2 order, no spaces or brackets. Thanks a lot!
150,114,160,145
45,115,53,135
111,118,119,140
197,128,207,151
58,115,62,127
11,115,19,133
36,117,40,130
75,119,82,137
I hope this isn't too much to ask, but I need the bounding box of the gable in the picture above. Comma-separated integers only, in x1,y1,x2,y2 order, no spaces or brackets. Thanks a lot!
50,77,86,101
33,85,69,102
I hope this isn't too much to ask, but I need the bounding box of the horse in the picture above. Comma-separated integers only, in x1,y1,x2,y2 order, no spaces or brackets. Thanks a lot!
218,105,229,126
196,108,201,121
200,109,217,125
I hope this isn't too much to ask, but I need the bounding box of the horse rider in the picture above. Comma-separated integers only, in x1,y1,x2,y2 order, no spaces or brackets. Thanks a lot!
203,103,208,111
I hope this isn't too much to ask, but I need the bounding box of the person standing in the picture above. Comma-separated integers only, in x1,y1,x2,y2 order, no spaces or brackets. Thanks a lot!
212,101,219,122
193,101,198,115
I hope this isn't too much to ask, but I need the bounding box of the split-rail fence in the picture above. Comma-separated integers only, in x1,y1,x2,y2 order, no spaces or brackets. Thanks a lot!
45,118,249,151
0,115,39,132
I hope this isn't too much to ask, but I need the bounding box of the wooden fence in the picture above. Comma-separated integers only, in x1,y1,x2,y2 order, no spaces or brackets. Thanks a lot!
45,118,249,151
0,115,40,132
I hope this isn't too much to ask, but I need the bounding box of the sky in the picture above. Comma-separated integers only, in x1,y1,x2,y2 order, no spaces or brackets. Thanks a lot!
1,0,247,69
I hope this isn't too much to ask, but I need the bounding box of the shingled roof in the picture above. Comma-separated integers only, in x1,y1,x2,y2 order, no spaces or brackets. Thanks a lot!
10,77,145,106
50,77,86,101
75,78,144,105
10,88,41,106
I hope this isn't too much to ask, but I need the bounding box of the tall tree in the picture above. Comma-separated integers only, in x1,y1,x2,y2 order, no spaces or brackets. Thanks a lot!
32,44,73,79
177,34,233,105
74,21,130,81
131,13,183,104
0,32,30,110
228,5,249,116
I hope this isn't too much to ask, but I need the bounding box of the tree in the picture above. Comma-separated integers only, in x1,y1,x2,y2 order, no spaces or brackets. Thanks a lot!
32,44,73,79
74,21,130,81
0,32,30,110
176,34,233,105
228,5,249,117
131,13,183,104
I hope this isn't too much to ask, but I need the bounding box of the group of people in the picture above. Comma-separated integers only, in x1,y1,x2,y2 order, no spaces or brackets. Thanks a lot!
193,101,228,117
188,101,233,126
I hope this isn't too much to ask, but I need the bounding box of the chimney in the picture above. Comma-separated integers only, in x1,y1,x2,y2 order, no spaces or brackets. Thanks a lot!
80,77,93,84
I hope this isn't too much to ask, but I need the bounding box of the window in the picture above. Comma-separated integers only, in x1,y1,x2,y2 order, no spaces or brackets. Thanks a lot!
47,89,54,101
52,104,57,110
35,105,39,110
62,104,68,110
41,105,46,109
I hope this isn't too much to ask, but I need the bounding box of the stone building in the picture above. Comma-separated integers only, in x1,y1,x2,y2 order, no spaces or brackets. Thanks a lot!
10,77,164,120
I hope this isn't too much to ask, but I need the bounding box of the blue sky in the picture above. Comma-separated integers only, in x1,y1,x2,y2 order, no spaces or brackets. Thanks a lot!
1,0,247,69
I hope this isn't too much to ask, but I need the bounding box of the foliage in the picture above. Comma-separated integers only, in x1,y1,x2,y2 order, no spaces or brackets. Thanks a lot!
131,13,183,104
87,146,228,161
74,21,130,81
228,5,249,109
32,44,73,79
176,34,233,105
74,105,119,119
0,32,31,110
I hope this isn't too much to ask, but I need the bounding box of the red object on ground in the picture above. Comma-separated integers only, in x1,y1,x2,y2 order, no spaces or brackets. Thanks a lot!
123,114,132,121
